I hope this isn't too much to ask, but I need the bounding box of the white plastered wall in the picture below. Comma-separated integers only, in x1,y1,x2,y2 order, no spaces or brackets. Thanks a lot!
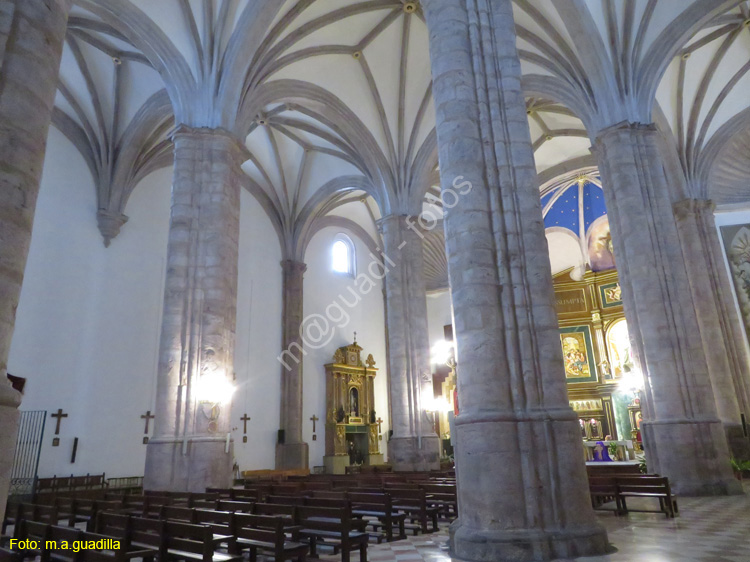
8,129,389,477
302,227,389,468
8,128,171,478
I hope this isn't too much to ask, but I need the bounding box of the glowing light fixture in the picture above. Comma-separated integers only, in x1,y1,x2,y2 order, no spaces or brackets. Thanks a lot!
424,396,453,414
430,340,453,365
195,372,235,404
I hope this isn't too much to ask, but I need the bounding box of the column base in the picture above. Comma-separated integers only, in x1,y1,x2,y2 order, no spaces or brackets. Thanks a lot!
450,519,610,562
275,442,309,470
643,419,743,495
388,435,440,471
724,422,750,461
0,383,22,524
144,437,233,492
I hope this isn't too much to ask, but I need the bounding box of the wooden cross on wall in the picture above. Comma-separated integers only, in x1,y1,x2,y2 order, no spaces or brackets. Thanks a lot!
376,417,384,433
50,409,68,435
240,414,251,443
310,415,319,441
141,411,155,434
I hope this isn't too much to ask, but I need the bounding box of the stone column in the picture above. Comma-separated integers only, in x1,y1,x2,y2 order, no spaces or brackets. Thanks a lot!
380,215,440,471
424,1,608,559
0,0,70,524
593,123,740,495
276,259,309,469
674,198,750,459
144,126,243,492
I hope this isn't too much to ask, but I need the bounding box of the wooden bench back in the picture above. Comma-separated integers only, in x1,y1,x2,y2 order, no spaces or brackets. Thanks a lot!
129,517,164,549
265,495,304,506
252,503,296,521
159,505,195,522
204,488,233,498
95,512,130,539
615,476,671,494
347,492,392,512
215,500,254,513
302,481,333,491
162,520,213,562
233,514,285,554
296,506,349,533
15,503,59,526
18,520,49,543
194,509,233,534
388,488,426,506
310,491,347,500
187,493,219,507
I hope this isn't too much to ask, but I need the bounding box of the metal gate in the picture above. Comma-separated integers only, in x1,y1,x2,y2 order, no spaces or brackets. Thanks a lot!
9,410,45,499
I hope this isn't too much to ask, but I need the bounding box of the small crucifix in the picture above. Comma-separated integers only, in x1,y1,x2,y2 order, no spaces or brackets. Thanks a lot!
310,415,319,441
141,411,155,434
50,409,68,435
240,414,251,443
376,417,384,434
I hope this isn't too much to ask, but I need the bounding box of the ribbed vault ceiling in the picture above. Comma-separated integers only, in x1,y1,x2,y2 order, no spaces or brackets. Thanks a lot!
52,0,750,291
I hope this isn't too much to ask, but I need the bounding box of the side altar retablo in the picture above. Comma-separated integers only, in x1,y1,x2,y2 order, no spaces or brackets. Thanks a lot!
323,339,383,474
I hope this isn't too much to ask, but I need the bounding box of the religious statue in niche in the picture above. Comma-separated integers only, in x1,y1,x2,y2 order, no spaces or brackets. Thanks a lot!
606,319,633,379
561,335,590,378
349,387,360,417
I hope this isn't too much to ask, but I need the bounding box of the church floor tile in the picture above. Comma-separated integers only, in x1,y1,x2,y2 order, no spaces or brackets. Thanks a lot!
306,482,750,562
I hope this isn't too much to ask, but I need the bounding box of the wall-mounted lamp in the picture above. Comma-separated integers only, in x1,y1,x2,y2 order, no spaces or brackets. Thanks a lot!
196,371,235,405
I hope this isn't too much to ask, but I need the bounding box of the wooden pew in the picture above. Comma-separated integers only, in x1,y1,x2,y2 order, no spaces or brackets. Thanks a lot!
301,498,374,542
252,505,301,539
67,500,122,531
5,504,59,538
13,520,48,559
158,506,195,523
588,477,625,514
419,483,457,520
296,506,368,562
47,524,85,562
232,513,308,562
215,501,254,514
615,476,678,518
388,489,438,534
161,520,240,562
347,493,405,542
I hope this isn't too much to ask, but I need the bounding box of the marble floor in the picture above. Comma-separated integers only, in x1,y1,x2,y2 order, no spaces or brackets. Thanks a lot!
313,483,750,562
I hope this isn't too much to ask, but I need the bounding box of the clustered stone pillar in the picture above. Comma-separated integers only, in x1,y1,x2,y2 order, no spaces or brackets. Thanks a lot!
673,198,750,459
144,126,243,492
0,0,70,524
380,215,440,471
424,1,608,559
594,123,741,495
276,259,309,469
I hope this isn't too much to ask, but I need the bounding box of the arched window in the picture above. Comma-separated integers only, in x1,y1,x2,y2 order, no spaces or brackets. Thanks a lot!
332,234,355,276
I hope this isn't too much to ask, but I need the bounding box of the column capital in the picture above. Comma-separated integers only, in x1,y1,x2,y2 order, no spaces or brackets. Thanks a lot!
280,259,307,276
673,198,715,221
592,120,659,146
376,213,430,239
171,124,248,157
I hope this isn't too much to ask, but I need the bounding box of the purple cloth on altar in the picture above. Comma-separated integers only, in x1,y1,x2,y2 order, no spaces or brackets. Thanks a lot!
592,441,612,462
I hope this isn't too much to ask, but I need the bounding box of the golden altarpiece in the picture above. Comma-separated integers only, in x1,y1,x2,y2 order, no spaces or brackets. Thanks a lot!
553,267,641,451
323,340,384,474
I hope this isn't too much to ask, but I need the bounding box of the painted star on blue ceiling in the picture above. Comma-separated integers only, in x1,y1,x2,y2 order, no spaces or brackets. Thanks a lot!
541,176,607,236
